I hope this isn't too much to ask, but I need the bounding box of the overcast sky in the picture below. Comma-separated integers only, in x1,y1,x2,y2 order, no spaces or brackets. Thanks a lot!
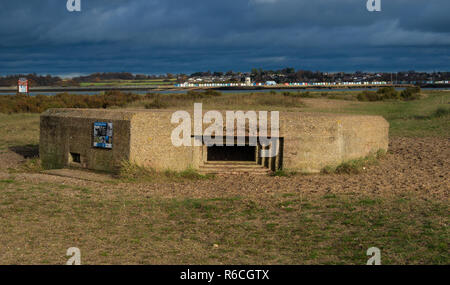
1,0,449,76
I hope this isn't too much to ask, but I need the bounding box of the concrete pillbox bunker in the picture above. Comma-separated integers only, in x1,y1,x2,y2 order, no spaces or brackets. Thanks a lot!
40,108,389,174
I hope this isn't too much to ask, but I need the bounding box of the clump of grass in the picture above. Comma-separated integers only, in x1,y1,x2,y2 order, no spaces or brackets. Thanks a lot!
334,159,371,174
375,149,387,159
431,107,450,118
321,165,336,175
357,90,384,102
119,160,155,181
322,149,386,174
19,158,43,173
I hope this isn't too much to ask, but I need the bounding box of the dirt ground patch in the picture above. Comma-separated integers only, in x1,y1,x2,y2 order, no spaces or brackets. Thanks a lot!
0,137,448,265
0,151,27,171
2,137,447,199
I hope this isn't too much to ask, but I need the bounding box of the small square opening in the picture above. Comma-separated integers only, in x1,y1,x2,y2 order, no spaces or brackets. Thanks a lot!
70,152,81,164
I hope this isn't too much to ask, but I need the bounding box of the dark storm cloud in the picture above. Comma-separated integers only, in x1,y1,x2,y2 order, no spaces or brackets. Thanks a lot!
0,0,449,75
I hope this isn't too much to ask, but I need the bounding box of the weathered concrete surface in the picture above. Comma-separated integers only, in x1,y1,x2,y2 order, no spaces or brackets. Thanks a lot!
40,109,133,172
40,109,194,172
279,112,389,172
40,108,389,173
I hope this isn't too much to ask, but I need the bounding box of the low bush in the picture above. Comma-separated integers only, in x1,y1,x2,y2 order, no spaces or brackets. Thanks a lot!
0,91,141,114
357,90,382,101
357,86,421,102
400,87,422,101
377,86,400,100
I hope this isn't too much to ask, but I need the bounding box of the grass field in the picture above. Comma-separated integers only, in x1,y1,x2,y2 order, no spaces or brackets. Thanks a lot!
0,177,447,264
0,113,39,152
0,90,448,264
304,90,450,137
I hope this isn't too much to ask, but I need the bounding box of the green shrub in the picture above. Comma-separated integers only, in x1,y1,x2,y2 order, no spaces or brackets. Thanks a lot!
357,86,421,102
357,90,381,101
377,87,400,100
431,107,450,118
400,87,421,101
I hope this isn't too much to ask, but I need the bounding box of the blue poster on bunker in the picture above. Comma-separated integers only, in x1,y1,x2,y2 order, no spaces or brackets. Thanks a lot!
93,122,113,149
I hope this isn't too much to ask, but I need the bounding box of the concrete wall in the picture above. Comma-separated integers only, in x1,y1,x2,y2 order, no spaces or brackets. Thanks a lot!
279,112,389,172
40,109,133,172
40,109,389,174
130,111,197,171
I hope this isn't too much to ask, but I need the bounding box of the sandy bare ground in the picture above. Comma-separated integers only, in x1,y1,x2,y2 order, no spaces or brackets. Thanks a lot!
1,137,448,200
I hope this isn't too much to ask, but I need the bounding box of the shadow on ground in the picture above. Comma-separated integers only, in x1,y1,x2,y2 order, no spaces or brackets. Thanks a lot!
9,144,39,159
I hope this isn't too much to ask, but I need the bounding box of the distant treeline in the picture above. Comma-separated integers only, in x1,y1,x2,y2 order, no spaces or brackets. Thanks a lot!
0,72,172,87
0,91,142,113
72,72,173,83
0,74,64,87
2,70,450,87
